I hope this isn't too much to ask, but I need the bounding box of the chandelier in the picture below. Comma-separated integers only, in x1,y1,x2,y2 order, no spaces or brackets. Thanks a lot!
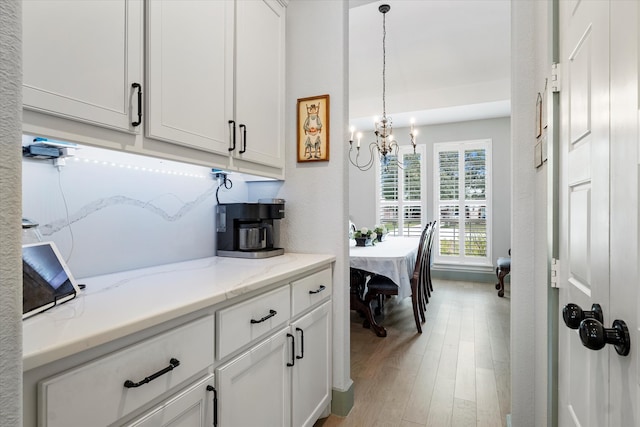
348,3,417,171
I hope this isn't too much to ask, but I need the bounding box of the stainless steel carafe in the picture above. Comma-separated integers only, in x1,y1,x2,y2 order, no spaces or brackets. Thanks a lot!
238,224,266,251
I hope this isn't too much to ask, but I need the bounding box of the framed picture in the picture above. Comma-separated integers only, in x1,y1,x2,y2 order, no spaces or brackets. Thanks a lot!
535,92,543,138
297,94,330,162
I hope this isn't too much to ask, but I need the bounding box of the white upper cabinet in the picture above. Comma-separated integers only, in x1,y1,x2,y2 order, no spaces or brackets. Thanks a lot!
146,0,233,155
22,0,286,178
22,0,143,132
232,0,286,170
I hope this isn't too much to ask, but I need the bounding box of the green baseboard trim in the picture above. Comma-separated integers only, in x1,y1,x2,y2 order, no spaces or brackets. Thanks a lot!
331,382,355,417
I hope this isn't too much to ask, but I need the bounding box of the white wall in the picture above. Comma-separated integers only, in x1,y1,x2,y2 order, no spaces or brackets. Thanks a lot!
0,2,23,426
282,0,352,399
21,140,255,279
349,117,512,268
511,0,539,425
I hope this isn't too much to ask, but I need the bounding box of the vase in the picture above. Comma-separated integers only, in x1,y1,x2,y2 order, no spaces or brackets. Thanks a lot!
355,237,371,247
376,233,387,242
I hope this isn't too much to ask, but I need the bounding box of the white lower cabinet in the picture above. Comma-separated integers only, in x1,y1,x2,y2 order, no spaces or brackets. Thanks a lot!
33,267,332,427
38,315,214,427
216,327,291,426
291,302,332,427
215,288,332,426
126,374,216,427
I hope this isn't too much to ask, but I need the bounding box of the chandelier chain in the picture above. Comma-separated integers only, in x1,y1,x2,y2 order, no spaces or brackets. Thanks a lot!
382,9,386,119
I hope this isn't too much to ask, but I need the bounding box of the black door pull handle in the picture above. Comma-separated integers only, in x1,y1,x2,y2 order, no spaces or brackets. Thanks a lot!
287,333,295,367
206,385,218,426
131,83,142,127
296,327,304,360
239,124,247,154
124,358,180,388
228,120,236,152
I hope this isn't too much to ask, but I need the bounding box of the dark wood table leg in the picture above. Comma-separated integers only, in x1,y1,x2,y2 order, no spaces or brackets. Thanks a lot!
350,269,387,337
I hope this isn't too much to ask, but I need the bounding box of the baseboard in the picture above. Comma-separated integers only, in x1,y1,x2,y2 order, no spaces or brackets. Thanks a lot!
431,268,500,283
331,382,355,417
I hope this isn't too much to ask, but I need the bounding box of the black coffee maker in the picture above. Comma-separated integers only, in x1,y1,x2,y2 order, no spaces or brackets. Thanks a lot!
216,199,285,258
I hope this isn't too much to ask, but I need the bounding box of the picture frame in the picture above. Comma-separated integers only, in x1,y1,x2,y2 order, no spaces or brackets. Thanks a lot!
535,92,543,138
297,94,330,162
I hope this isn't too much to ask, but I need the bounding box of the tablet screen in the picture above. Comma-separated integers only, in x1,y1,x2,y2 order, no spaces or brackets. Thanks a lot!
22,242,80,319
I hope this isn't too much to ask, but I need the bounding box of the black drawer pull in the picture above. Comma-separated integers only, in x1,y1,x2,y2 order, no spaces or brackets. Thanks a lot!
124,358,180,388
250,309,277,324
309,285,326,295
131,83,142,127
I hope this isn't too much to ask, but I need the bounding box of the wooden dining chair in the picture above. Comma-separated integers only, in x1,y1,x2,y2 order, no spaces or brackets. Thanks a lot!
418,222,434,311
364,224,430,333
425,221,437,295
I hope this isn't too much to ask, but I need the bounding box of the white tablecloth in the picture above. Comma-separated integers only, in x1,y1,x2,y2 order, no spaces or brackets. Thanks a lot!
349,236,419,300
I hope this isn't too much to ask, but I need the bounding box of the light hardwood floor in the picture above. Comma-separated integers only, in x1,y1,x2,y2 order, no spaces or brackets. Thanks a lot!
315,279,511,427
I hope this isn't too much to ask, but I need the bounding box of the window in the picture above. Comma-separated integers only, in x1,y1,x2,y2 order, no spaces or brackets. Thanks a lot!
376,144,427,237
434,139,491,265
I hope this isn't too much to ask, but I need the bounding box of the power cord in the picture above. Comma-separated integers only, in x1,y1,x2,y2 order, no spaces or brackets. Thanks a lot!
215,174,233,205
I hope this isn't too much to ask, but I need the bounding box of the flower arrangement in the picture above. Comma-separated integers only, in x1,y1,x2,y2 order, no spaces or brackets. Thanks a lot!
374,224,387,235
373,224,388,242
353,227,377,246
353,227,377,240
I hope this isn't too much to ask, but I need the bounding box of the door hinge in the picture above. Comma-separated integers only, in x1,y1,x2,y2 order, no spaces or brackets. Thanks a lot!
550,258,559,288
551,62,561,93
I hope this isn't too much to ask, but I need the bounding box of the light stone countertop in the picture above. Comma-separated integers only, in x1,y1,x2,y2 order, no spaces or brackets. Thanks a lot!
22,253,335,371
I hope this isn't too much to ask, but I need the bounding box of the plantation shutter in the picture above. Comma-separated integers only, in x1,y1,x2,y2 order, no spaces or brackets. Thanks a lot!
379,155,399,234
376,145,426,236
434,140,491,264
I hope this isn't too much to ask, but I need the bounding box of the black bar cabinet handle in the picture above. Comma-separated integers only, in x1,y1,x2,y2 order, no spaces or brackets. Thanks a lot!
123,358,180,388
287,333,295,367
228,120,236,152
250,309,277,324
296,327,304,360
206,385,218,427
309,285,326,295
131,83,142,127
239,124,247,154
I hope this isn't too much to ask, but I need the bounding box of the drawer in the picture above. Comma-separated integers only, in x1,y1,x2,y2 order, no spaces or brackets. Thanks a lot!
217,285,290,360
291,267,332,317
39,315,215,427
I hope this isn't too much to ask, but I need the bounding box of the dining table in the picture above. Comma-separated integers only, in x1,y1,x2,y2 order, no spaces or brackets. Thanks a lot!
349,236,420,336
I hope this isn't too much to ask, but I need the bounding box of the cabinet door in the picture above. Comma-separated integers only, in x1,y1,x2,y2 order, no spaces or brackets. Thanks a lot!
216,327,291,427
291,302,332,427
233,0,286,169
126,374,215,427
146,0,233,155
23,0,142,132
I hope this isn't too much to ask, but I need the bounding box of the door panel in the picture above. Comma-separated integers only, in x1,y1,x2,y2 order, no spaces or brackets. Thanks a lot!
558,0,610,426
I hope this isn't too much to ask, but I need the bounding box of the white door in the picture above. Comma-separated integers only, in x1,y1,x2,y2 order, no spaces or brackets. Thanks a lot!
22,0,142,132
146,0,233,154
291,302,331,427
233,0,285,169
216,327,291,427
558,1,637,426
126,374,215,427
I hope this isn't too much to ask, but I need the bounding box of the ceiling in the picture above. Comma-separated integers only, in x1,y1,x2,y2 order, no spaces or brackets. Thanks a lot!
349,0,511,131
